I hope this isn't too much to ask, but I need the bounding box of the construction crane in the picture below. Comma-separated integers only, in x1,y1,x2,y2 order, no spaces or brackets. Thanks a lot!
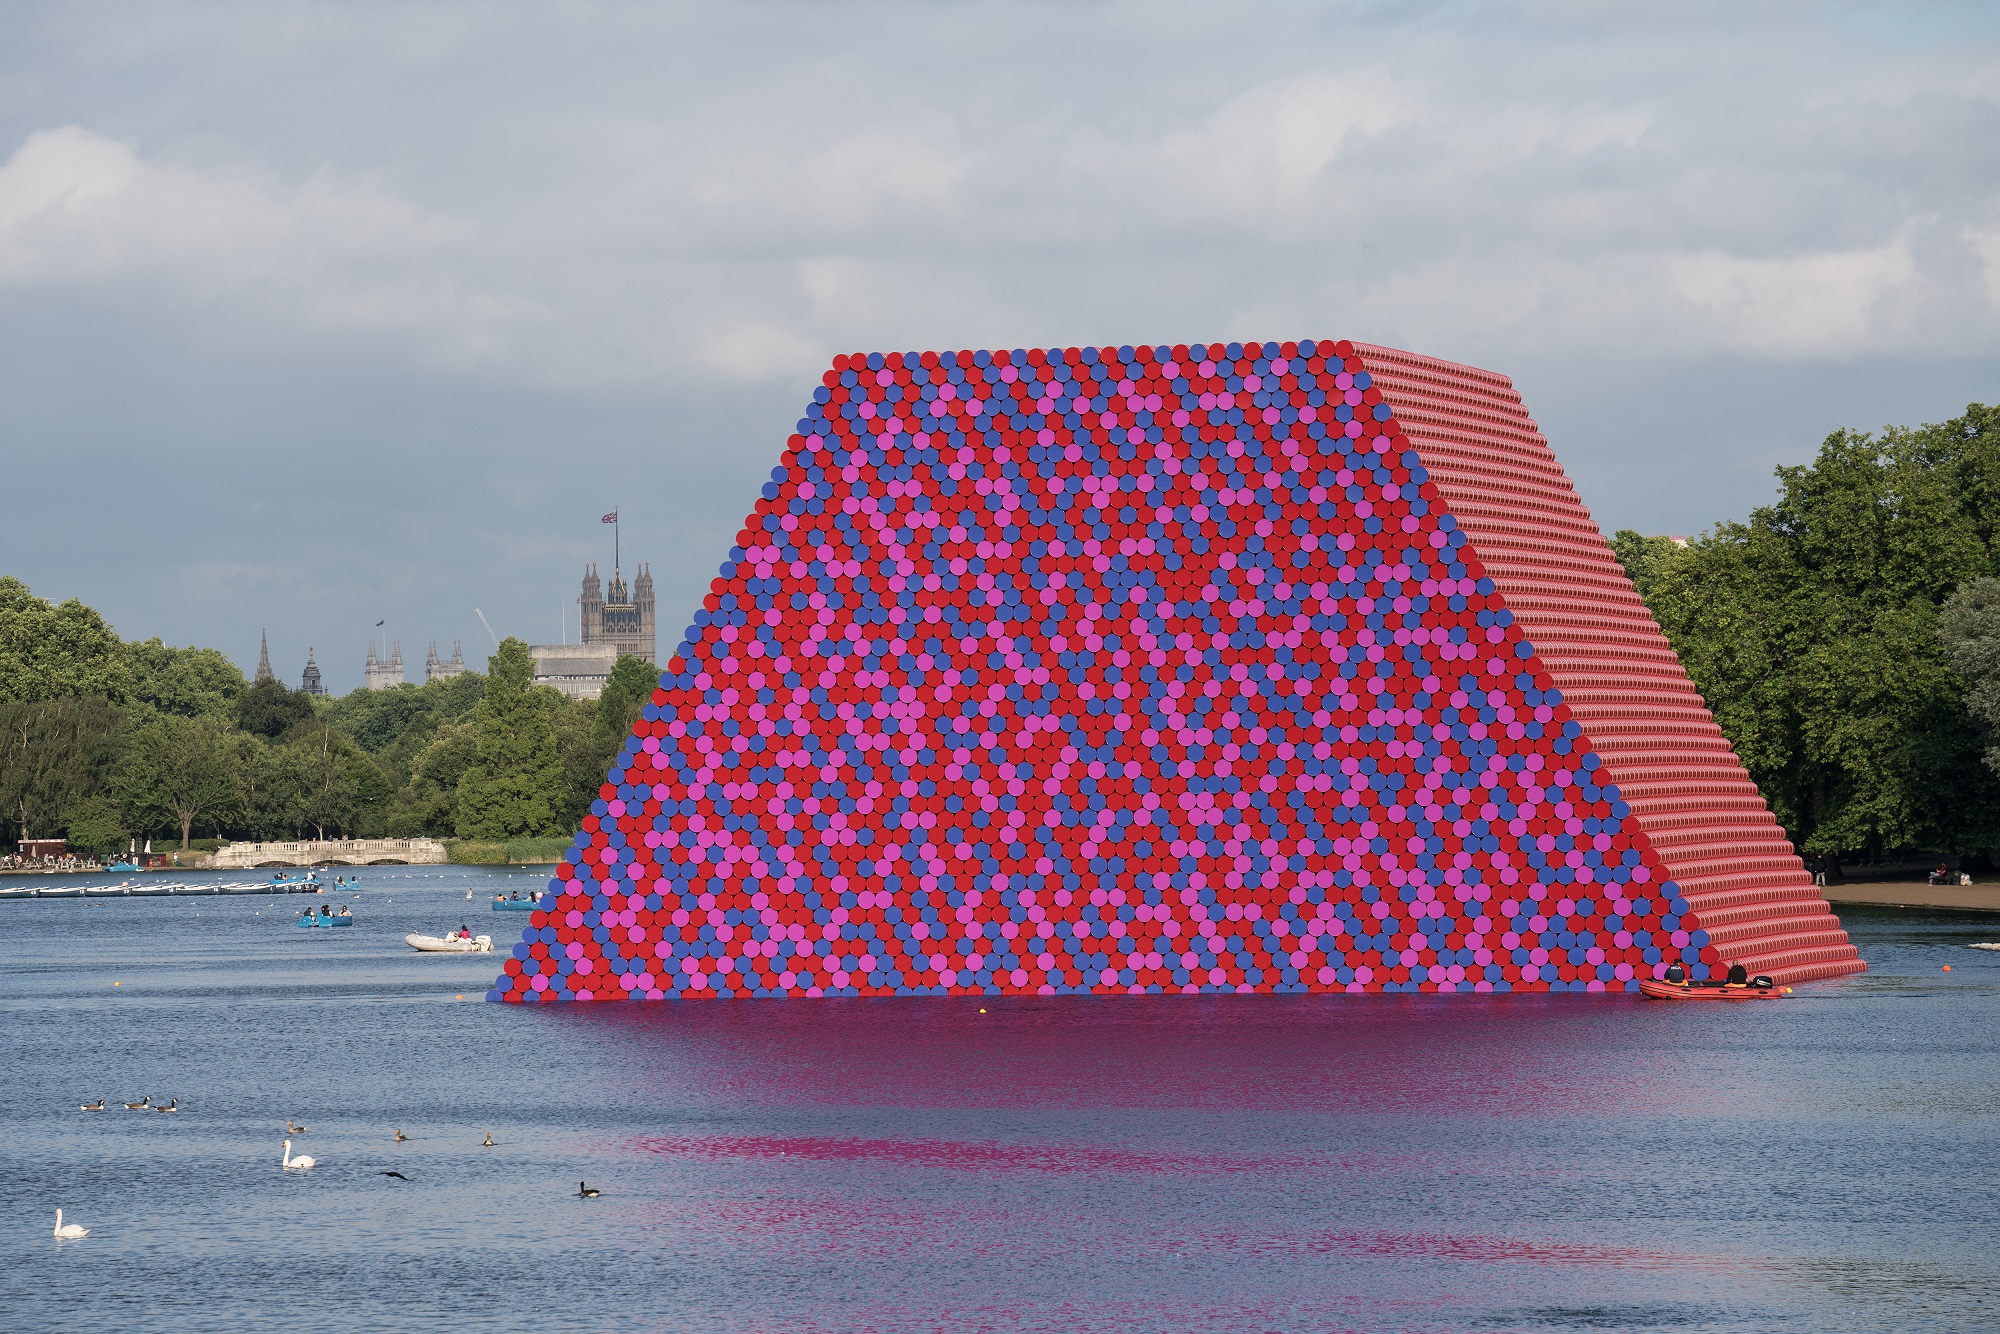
474,608,501,648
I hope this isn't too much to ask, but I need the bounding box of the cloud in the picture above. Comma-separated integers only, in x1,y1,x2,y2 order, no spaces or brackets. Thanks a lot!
1669,238,1920,358
0,124,534,358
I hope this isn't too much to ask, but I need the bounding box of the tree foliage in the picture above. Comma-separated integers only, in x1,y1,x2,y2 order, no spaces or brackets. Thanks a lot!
236,678,316,740
455,638,565,839
0,577,132,705
119,714,241,851
1632,404,2000,859
1939,576,2000,777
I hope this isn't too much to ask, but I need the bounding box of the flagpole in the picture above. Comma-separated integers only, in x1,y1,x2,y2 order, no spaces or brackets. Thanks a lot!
614,508,620,575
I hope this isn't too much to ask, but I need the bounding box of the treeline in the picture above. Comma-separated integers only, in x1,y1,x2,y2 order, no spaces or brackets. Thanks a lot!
0,576,654,851
1613,402,2000,862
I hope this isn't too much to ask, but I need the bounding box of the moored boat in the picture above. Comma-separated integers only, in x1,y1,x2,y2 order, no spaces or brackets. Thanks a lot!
406,931,492,953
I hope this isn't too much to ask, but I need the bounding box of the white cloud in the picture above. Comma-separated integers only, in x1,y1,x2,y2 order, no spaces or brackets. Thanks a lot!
1668,238,1918,357
0,124,534,357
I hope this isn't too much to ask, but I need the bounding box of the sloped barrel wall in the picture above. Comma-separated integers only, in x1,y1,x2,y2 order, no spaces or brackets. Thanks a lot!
491,338,1861,1004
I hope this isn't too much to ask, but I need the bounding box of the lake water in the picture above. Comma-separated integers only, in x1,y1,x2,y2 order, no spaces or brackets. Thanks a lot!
1,864,1994,1332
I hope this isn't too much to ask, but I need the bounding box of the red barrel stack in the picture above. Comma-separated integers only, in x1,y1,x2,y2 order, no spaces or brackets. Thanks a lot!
489,338,1864,1004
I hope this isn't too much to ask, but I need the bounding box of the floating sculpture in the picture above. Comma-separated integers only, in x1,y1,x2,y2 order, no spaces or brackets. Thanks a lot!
491,339,1862,1003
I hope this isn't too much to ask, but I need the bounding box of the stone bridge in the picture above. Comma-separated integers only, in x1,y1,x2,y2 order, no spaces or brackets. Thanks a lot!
204,838,449,869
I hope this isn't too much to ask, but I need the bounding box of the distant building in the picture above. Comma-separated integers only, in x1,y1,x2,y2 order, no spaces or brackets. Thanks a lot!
580,562,655,664
254,629,278,685
301,647,325,696
530,642,619,701
528,561,655,700
363,641,406,690
426,640,467,683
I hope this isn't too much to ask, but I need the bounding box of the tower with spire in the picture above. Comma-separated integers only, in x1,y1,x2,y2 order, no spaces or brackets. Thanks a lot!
364,640,406,690
300,647,324,696
579,560,655,664
254,629,277,685
426,639,467,683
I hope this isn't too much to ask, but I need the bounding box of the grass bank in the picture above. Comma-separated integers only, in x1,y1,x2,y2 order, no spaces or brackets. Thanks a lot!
443,837,571,865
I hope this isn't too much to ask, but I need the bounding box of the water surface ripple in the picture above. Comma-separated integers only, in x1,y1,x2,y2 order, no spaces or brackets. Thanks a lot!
1,866,1993,1331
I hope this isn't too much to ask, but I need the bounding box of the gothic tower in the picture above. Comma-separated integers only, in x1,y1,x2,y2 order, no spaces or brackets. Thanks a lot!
254,629,276,685
301,647,324,697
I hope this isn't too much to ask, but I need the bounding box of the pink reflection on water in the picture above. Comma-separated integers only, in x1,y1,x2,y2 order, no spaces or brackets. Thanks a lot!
638,1133,1299,1174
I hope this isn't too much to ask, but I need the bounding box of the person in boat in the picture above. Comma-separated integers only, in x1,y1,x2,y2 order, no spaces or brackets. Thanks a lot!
1663,961,1687,985
337,905,351,918
1725,962,1748,986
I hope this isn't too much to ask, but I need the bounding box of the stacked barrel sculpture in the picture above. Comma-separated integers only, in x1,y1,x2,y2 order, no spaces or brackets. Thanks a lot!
491,339,1863,1004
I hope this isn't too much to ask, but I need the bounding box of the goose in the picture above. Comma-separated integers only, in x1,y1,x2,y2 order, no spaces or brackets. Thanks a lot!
122,1096,150,1110
286,1120,308,1135
154,1099,178,1113
281,1140,315,1171
80,1099,105,1112
53,1209,88,1239
393,1129,407,1142
577,1182,600,1198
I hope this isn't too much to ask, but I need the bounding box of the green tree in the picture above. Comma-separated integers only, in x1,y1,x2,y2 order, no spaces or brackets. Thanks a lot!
267,724,391,840
66,794,126,856
1939,576,2000,776
455,638,564,839
552,653,661,824
1609,530,1689,604
386,721,479,836
0,695,126,844
0,577,133,705
119,714,241,850
1640,404,2000,860
124,639,245,719
236,678,316,740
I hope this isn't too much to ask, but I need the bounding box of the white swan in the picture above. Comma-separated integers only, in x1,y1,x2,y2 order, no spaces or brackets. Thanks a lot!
281,1139,316,1171
53,1209,88,1239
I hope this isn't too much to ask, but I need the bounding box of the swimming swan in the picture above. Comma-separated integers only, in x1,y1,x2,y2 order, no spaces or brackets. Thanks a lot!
281,1140,316,1171
53,1210,88,1239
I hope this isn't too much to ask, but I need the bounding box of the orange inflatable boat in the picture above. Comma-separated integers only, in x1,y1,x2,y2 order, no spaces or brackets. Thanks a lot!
1639,978,1790,1001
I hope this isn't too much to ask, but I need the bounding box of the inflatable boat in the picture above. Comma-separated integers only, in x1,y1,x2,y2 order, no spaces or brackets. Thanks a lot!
1639,978,1790,1001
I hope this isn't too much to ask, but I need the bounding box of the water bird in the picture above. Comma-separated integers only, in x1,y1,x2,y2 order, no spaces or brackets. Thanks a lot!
394,1129,407,1142
287,1120,307,1134
483,1132,494,1147
379,1170,411,1181
123,1096,150,1110
53,1209,88,1239
155,1099,178,1113
281,1140,316,1171
80,1099,105,1112
577,1182,600,1198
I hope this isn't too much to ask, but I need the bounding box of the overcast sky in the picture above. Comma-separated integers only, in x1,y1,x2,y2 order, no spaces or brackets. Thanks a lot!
3,1,1997,693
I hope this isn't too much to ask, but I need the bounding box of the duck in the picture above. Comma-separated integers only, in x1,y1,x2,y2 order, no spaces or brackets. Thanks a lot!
287,1120,308,1135
281,1140,315,1171
393,1129,407,1143
577,1182,601,1198
123,1096,150,1110
483,1132,494,1148
80,1099,105,1112
53,1209,88,1239
154,1099,178,1113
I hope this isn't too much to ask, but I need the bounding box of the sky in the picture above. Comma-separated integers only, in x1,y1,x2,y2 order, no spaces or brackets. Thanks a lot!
2,1,1998,694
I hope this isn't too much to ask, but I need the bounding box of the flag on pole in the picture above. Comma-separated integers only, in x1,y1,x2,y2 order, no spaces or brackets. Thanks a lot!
601,512,618,523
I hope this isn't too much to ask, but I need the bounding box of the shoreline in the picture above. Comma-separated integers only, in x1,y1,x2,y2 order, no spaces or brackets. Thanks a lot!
1823,881,2000,914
